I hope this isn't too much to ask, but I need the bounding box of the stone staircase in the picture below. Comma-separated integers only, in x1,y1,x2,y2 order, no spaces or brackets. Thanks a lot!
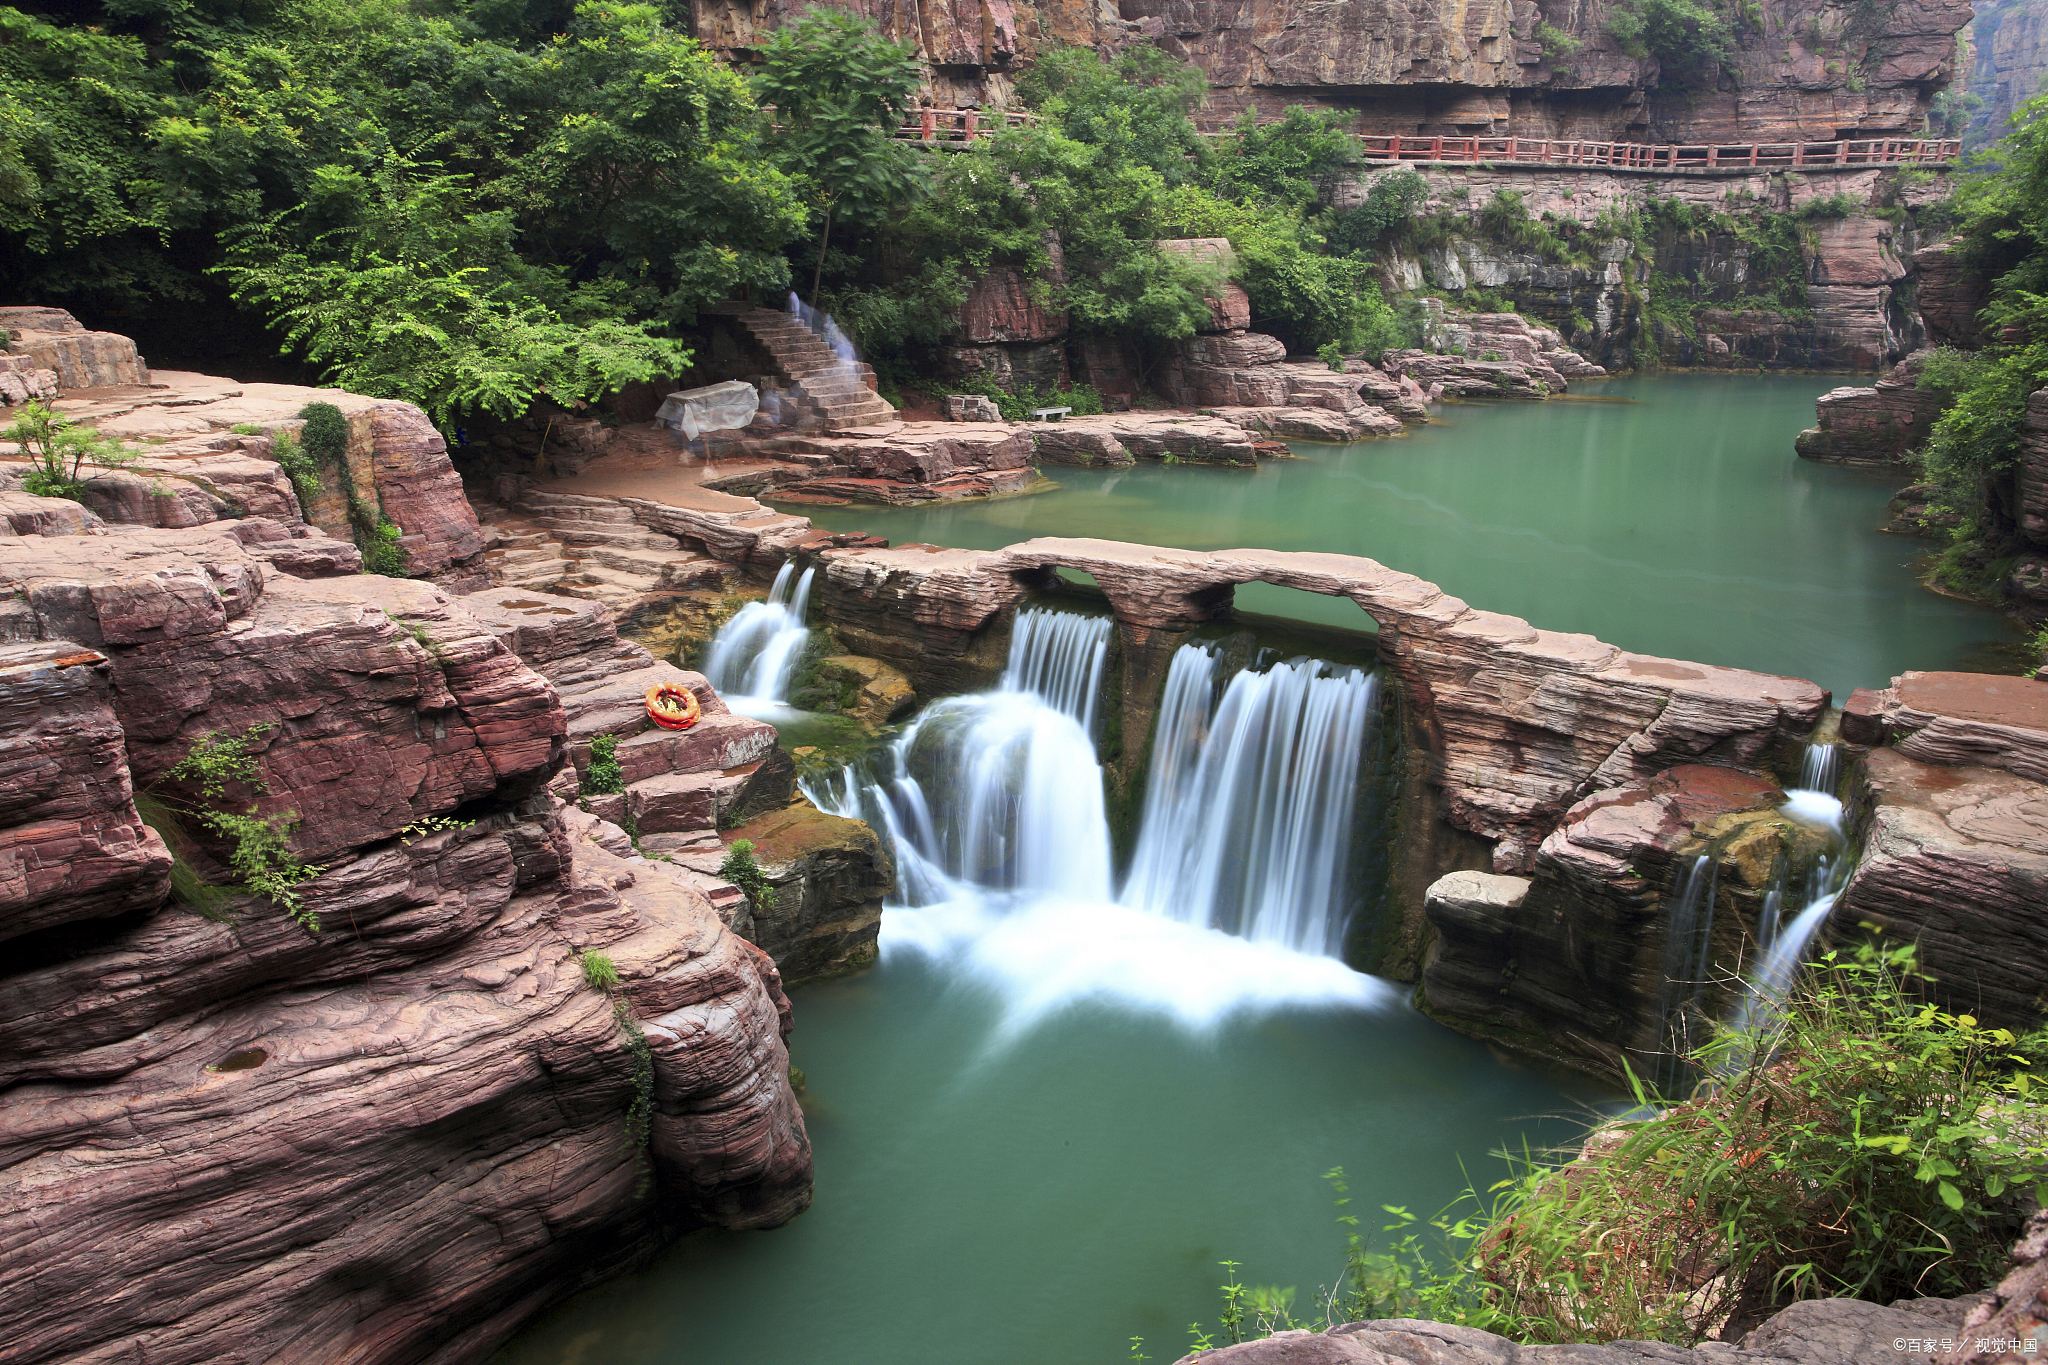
474,492,730,614
733,309,898,431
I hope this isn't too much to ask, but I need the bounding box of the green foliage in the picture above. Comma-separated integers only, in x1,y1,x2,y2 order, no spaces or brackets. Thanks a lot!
931,376,1106,419
161,723,327,929
1187,946,2047,1352
229,422,264,435
4,401,140,499
1318,340,1345,371
584,731,625,795
718,837,777,910
294,401,410,574
756,13,928,295
579,949,621,993
1475,190,1571,257
1606,0,1735,76
1328,169,1427,258
1791,192,1861,221
398,814,473,844
1536,22,1586,68
1208,106,1359,212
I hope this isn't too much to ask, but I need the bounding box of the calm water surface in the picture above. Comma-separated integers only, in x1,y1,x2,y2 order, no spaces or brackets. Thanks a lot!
494,374,2004,1365
794,374,2017,701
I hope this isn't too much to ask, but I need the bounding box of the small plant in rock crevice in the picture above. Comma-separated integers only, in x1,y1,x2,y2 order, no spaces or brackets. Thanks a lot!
153,723,327,931
576,948,655,1188
583,732,626,795
296,401,411,576
4,401,142,499
719,837,777,910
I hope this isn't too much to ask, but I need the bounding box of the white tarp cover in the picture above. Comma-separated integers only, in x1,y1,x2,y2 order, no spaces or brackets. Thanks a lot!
656,380,759,439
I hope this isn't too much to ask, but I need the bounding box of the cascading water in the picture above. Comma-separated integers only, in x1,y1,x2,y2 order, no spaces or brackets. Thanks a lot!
1120,644,1380,955
1000,607,1112,734
806,607,1392,1031
788,292,858,364
1654,855,1718,1091
701,562,815,711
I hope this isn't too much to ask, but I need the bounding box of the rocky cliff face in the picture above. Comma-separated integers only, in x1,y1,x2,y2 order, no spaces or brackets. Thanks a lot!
1968,0,2048,146
688,0,1967,142
0,516,814,1364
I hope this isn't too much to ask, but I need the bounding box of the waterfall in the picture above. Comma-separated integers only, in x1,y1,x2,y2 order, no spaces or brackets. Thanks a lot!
804,608,1391,1031
1120,647,1380,956
1724,799,1857,1058
788,293,858,365
1001,607,1112,734
701,562,815,708
1654,855,1718,1091
1795,741,1841,796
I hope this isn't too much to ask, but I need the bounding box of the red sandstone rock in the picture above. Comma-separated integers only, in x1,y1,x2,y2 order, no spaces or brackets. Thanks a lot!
1795,351,1945,466
0,305,148,388
1835,748,2048,1032
1914,241,1993,348
1854,670,2048,783
1943,1209,2048,1365
959,265,1068,343
1841,686,1887,745
0,639,171,942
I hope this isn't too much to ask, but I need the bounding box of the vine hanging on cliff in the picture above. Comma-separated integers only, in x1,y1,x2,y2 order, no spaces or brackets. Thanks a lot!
578,949,657,1193
296,401,411,577
150,723,328,931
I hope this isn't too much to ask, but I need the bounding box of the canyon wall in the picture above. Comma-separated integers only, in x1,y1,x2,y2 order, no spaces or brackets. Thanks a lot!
688,0,1969,142
1968,0,2048,145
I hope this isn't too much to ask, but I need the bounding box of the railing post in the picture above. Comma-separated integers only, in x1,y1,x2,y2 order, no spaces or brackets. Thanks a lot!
964,110,979,143
1506,135,1517,161
1836,141,1847,164
921,109,936,142
1430,135,1443,160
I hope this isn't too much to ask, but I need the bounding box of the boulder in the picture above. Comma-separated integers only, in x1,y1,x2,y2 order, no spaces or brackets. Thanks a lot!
0,639,172,942
718,800,890,982
1834,747,2048,1032
1794,351,1945,466
814,653,918,729
945,394,1003,422
1851,671,2048,783
1913,240,1992,348
1945,1208,2048,1364
0,305,148,388
959,265,1067,343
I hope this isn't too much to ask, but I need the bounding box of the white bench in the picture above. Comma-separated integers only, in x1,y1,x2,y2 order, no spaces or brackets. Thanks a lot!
1029,406,1073,422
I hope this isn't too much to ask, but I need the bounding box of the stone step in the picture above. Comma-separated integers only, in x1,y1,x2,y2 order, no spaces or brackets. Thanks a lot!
538,520,682,551
576,544,695,579
519,502,639,526
519,491,627,510
488,546,570,567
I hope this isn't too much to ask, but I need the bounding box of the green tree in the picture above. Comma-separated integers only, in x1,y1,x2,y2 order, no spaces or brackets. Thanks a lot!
755,13,928,298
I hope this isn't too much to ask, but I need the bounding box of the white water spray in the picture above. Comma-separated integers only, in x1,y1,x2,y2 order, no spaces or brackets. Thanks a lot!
702,561,815,711
1120,645,1380,955
806,608,1394,1031
788,293,858,364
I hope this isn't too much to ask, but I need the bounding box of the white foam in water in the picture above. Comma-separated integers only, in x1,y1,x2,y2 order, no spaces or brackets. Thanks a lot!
1778,790,1844,835
881,893,1395,1036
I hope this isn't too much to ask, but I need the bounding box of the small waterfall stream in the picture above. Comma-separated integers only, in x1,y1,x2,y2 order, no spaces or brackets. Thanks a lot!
807,606,1392,1029
1120,645,1380,955
701,562,816,710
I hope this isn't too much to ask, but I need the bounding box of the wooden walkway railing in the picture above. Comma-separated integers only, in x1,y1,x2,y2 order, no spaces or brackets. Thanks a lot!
896,109,1035,147
1357,135,1961,170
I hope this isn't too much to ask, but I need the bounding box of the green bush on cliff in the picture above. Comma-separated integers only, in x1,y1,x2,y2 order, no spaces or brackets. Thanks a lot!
5,401,140,499
1178,944,2048,1353
1606,0,1735,78
583,732,626,795
719,838,777,911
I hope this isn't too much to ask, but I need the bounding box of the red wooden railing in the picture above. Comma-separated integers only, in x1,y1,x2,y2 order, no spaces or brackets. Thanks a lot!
1355,135,1961,170
897,109,1035,146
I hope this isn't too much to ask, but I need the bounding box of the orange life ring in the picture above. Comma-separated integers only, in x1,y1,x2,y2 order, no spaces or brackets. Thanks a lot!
645,683,702,731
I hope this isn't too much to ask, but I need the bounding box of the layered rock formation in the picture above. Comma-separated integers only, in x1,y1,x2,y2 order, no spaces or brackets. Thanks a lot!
1795,351,1945,465
0,304,148,389
1155,329,1427,434
1967,0,2048,148
809,536,1825,869
687,0,1967,143
1421,764,1830,1078
0,516,824,1363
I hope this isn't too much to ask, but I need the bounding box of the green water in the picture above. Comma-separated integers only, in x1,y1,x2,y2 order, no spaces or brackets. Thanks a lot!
793,375,2018,701
494,955,1594,1365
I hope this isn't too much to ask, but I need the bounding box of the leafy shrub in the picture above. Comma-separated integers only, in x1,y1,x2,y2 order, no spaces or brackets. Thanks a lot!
296,401,411,576
1606,0,1735,75
1327,169,1427,257
1536,21,1586,67
270,427,322,515
4,401,139,499
584,732,626,795
718,837,777,910
1317,340,1345,371
1180,946,2047,1352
